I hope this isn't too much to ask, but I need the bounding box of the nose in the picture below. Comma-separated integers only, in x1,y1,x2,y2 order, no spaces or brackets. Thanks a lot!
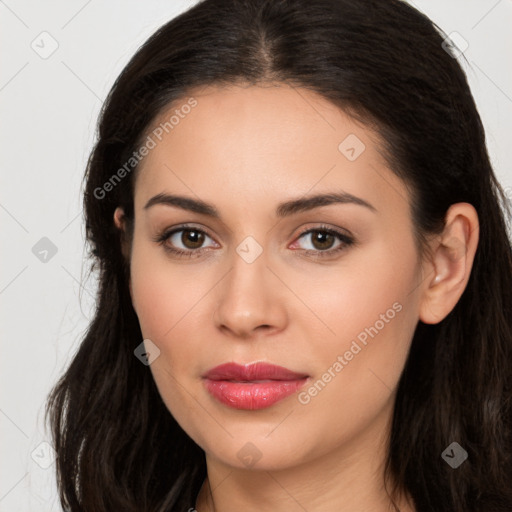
212,248,288,339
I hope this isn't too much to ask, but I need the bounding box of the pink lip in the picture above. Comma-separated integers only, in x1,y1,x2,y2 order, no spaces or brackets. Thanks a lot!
202,362,309,410
203,362,308,381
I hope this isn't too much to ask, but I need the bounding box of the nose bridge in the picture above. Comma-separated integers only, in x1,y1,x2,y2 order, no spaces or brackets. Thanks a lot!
232,235,267,293
213,234,286,336
225,235,270,311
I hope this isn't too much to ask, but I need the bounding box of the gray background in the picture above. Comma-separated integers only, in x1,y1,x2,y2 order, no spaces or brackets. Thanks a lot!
1,0,511,510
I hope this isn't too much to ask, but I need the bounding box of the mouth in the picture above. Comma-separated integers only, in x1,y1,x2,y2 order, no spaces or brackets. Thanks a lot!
202,362,310,410
202,361,309,381
222,379,282,383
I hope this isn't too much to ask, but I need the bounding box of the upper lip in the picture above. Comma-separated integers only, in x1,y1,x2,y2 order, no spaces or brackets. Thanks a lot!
203,362,309,381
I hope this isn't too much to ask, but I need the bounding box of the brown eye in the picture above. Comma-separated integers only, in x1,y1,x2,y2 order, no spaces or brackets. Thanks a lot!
154,225,218,257
180,229,205,249
309,230,336,250
291,226,355,259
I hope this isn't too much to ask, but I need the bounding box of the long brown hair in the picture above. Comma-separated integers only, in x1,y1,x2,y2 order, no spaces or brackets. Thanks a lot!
45,0,512,510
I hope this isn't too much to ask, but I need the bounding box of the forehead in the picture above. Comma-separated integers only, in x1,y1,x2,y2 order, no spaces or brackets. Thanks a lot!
133,83,411,220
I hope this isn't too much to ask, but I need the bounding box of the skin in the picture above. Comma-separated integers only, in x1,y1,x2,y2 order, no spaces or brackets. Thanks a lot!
114,83,479,512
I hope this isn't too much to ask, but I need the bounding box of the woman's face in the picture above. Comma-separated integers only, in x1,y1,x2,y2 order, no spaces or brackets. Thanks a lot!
121,83,429,471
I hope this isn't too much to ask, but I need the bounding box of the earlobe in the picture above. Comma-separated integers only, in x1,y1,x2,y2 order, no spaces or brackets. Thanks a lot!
113,206,132,261
114,206,125,230
418,203,479,325
114,207,135,307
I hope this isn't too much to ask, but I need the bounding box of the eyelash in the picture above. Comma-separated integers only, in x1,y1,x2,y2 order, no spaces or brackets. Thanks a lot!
152,223,355,259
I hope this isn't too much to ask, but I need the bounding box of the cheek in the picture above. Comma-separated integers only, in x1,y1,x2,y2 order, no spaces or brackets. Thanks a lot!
129,245,206,422
130,237,198,337
296,239,419,419
298,238,414,346
129,239,213,381
293,298,416,459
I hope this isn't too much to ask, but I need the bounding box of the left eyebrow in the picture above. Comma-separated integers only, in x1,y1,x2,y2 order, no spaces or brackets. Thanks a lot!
275,191,377,217
143,191,377,218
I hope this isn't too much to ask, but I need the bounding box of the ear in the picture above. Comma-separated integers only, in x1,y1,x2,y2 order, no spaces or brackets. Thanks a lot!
113,206,133,298
418,203,479,325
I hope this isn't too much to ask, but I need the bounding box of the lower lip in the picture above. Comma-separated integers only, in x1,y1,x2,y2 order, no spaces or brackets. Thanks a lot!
203,378,309,410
